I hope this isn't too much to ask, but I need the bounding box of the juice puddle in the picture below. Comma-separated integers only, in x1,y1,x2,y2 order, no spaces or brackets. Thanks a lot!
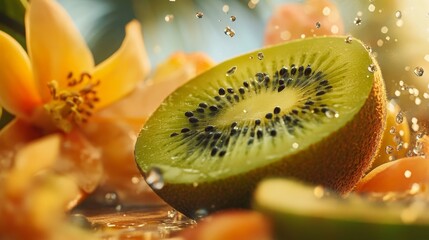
72,205,195,239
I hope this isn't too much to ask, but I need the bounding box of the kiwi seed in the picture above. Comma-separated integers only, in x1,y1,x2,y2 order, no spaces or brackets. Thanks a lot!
135,36,386,218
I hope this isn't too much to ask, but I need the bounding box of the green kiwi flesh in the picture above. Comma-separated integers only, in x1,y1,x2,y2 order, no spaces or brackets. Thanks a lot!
135,36,386,218
254,178,429,240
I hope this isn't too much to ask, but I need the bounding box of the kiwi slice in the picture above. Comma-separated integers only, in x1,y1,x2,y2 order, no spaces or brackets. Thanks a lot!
135,36,386,218
254,178,429,240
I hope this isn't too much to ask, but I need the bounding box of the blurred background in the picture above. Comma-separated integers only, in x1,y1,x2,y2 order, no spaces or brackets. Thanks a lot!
1,0,429,128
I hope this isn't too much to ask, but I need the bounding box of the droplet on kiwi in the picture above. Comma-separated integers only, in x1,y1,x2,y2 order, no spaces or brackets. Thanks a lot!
135,36,387,218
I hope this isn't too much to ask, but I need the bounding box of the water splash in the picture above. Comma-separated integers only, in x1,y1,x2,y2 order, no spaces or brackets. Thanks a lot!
146,167,165,190
226,66,237,76
196,12,204,18
224,26,236,37
414,66,424,77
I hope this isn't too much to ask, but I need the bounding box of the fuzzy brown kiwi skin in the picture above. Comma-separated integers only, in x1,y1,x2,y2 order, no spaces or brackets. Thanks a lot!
149,67,387,219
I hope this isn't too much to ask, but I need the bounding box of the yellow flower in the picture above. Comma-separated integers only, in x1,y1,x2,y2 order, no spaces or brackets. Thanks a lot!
0,0,150,208
0,135,96,239
0,0,150,133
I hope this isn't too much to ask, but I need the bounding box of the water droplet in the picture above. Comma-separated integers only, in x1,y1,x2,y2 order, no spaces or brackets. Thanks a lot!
224,26,235,37
222,4,229,13
226,66,237,76
389,126,396,134
325,109,339,118
68,214,93,229
230,15,236,22
395,90,401,97
168,209,178,219
416,132,425,140
313,185,325,198
104,192,119,206
396,19,404,27
364,44,373,53
415,97,422,105
410,183,421,194
394,135,402,145
414,66,424,76
396,112,404,124
354,17,362,25
257,52,264,60
368,4,376,12
193,209,209,220
395,10,402,19
368,64,376,73
413,141,423,155
345,35,353,43
279,30,291,40
404,170,412,178
381,26,389,34
115,204,122,211
165,14,174,22
146,167,165,190
385,145,394,154
315,21,321,28
330,25,339,34
131,176,141,184
196,12,204,18
396,142,403,151
322,7,331,16
292,142,299,149
412,123,419,132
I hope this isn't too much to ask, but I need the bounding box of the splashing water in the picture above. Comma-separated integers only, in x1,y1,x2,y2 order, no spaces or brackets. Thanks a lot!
315,21,321,28
226,66,237,76
224,26,236,37
345,36,353,43
395,10,402,19
193,208,209,220
396,112,404,124
196,12,204,18
368,64,377,73
146,167,165,190
414,66,424,77
385,145,394,154
354,17,362,26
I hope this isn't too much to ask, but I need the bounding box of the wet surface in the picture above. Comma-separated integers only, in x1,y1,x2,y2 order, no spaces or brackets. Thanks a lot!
73,204,195,239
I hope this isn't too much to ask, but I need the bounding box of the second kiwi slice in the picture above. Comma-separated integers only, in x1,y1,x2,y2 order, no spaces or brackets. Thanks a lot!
135,36,386,218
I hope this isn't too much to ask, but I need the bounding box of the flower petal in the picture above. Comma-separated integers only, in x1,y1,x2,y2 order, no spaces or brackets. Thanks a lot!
7,134,61,196
92,20,150,110
151,52,215,85
94,52,213,126
0,119,44,151
0,31,42,118
25,0,94,101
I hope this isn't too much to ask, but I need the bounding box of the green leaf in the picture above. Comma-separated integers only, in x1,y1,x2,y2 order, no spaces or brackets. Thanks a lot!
0,0,26,47
0,0,24,128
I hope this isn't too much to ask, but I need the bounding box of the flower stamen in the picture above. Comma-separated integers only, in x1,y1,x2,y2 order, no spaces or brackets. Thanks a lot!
44,72,100,132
